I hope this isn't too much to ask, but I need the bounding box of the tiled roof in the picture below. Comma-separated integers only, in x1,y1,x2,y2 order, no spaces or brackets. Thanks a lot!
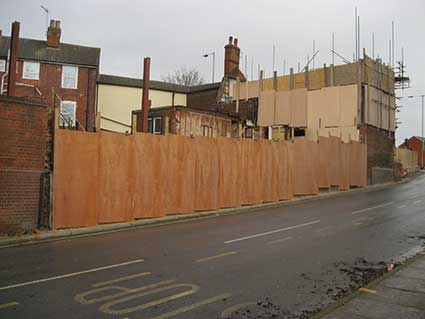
97,74,221,94
0,36,100,67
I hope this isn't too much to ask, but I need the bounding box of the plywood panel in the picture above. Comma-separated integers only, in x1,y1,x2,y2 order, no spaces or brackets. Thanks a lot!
275,141,294,200
340,85,358,126
258,91,276,127
217,138,242,208
237,80,260,100
53,130,98,229
367,86,380,127
132,134,166,219
290,89,308,127
193,137,219,211
259,140,279,203
328,136,342,186
318,137,331,189
339,143,350,191
275,90,291,125
292,139,319,195
163,134,195,214
97,132,133,223
240,139,262,205
321,87,340,126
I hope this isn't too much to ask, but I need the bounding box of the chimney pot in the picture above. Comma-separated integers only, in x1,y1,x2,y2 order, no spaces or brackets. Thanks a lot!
228,36,233,45
50,19,55,27
234,38,238,47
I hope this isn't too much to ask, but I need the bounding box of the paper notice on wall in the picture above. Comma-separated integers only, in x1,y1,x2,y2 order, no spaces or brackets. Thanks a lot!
62,65,78,89
0,60,6,72
23,61,40,80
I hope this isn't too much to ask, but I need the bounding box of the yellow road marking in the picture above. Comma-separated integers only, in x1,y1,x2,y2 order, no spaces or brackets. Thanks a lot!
75,280,175,305
196,251,237,263
221,302,256,318
92,272,152,287
358,287,377,294
99,283,199,315
152,293,232,319
0,302,18,309
266,236,292,245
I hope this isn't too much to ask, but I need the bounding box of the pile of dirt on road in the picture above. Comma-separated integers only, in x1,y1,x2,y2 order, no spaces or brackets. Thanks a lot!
221,258,388,319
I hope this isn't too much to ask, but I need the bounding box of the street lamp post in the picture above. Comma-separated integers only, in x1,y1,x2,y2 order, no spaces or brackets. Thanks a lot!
202,52,215,83
407,95,425,168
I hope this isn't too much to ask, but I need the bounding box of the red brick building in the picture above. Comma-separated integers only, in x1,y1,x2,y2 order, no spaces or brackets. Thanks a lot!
399,136,425,168
0,20,100,131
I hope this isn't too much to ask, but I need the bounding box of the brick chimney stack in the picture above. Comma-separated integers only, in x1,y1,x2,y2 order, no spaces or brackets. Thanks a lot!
47,20,61,48
224,36,241,77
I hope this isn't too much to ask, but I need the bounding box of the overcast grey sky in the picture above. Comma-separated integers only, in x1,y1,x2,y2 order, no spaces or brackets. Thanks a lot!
1,0,424,144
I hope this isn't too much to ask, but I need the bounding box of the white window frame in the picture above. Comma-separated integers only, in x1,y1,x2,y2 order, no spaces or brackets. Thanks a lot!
61,65,78,89
148,117,162,134
60,101,77,127
22,61,40,80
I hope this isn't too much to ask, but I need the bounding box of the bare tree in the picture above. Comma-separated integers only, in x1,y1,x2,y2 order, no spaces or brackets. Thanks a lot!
162,67,205,86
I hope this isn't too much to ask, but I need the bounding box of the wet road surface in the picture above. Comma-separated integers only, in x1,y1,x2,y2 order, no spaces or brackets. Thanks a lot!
1,173,425,318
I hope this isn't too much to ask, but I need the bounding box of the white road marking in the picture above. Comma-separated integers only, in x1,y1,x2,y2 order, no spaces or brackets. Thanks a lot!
414,200,422,204
224,220,320,244
267,236,293,245
398,205,407,209
351,202,394,215
0,259,144,291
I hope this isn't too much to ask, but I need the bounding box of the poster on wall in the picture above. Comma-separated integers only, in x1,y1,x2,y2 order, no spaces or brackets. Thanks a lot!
62,65,78,89
22,61,40,80
0,60,6,72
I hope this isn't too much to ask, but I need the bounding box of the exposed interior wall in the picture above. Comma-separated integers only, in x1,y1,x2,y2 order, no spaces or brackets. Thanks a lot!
96,83,187,133
171,109,232,138
53,130,367,229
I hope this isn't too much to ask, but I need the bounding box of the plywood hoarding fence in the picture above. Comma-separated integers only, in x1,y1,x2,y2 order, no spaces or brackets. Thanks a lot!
53,131,367,229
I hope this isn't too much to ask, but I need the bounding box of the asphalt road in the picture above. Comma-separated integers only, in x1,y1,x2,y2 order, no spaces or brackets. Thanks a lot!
1,173,425,319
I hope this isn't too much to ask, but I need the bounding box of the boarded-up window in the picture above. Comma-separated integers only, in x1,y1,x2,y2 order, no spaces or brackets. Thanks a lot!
60,101,77,127
62,65,78,89
22,61,40,80
0,59,5,72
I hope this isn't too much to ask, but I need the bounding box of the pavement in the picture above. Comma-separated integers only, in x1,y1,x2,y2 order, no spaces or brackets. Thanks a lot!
319,252,425,319
0,172,424,318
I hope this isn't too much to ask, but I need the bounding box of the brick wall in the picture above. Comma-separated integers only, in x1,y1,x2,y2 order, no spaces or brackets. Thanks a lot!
0,96,49,233
359,124,395,183
0,60,97,131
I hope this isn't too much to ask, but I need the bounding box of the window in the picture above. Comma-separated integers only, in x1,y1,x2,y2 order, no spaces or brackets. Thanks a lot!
148,117,162,134
62,65,78,89
0,60,5,72
60,101,77,128
22,61,40,80
202,125,213,137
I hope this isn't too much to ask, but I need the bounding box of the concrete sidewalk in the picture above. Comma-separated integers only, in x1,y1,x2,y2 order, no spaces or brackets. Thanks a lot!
320,253,425,319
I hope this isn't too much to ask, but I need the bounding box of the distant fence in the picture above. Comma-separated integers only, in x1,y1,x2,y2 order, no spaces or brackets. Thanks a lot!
395,148,418,174
53,131,367,229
